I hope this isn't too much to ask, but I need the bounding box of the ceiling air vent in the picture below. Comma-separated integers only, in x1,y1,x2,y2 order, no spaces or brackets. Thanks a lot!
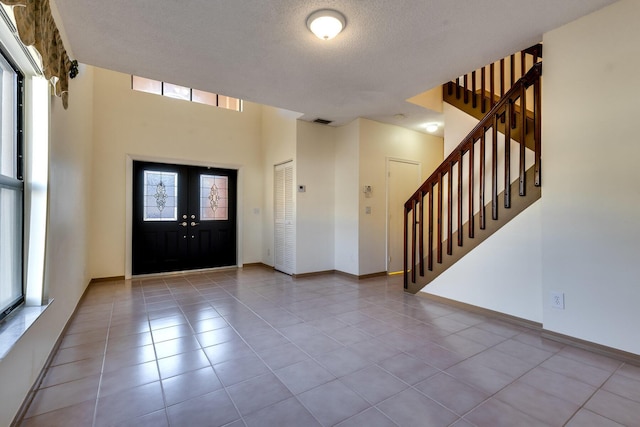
313,118,333,125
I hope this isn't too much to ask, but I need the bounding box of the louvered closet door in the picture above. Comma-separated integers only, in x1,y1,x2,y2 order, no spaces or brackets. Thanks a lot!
274,161,295,274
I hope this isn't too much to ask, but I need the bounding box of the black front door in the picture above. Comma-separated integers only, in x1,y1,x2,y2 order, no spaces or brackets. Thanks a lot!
132,161,237,275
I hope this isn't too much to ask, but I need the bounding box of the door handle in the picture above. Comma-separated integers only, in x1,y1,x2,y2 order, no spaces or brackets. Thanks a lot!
191,221,199,226
180,221,188,227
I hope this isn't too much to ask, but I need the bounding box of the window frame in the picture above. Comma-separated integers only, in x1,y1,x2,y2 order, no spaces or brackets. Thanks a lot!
0,46,25,321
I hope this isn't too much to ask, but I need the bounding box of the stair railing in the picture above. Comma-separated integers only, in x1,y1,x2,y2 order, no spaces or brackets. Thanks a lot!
404,62,542,289
448,44,542,114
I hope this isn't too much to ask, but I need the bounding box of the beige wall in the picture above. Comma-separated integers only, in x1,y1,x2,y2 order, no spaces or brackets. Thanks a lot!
358,119,443,275
90,68,264,278
334,120,360,275
541,0,640,354
296,121,336,274
260,106,298,267
0,66,95,426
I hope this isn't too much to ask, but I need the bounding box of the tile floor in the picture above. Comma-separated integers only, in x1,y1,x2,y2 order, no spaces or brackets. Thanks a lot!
17,267,640,426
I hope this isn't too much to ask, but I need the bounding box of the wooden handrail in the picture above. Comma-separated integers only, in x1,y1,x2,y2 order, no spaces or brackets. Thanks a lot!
445,44,542,136
404,61,542,289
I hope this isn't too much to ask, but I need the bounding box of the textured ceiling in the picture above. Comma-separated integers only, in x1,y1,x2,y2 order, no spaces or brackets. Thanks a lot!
52,0,616,134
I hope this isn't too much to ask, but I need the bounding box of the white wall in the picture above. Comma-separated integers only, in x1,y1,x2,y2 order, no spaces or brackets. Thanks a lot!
334,120,360,275
260,106,298,267
90,68,264,278
358,119,443,275
541,0,640,354
425,200,543,322
296,121,335,274
0,66,94,426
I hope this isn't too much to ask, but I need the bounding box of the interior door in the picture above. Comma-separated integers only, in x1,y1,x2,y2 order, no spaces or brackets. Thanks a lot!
387,160,421,274
132,161,237,275
274,161,295,274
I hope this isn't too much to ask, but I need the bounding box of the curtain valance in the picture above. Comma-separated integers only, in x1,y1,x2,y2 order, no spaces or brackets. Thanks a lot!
0,0,77,108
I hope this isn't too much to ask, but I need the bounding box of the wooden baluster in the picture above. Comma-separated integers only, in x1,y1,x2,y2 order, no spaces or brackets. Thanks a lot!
404,204,408,288
534,70,542,186
479,131,486,229
500,58,505,97
481,67,486,113
457,155,463,247
490,63,495,109
464,74,469,104
510,54,515,88
437,172,443,263
492,115,498,220
447,81,453,96
468,139,475,239
411,199,417,283
418,192,424,276
519,85,526,196
428,185,434,271
447,163,453,255
521,51,526,80
456,77,461,99
472,71,477,108
505,101,512,209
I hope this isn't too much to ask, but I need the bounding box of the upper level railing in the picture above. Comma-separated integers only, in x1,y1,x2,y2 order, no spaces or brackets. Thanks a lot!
446,44,542,115
404,61,542,289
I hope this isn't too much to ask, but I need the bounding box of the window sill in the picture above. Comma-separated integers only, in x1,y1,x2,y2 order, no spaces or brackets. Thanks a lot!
0,299,54,361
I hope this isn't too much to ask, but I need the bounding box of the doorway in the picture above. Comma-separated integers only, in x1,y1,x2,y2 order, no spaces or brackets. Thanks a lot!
387,159,421,274
132,161,237,275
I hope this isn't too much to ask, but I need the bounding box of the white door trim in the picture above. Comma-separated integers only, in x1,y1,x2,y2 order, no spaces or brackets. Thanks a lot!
386,157,422,273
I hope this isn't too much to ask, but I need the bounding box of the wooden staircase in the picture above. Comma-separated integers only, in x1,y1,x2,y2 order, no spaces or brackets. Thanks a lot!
444,44,541,150
404,47,542,293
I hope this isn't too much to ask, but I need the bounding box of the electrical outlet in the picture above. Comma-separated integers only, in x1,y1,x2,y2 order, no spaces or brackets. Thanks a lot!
550,291,565,309
267,248,270,256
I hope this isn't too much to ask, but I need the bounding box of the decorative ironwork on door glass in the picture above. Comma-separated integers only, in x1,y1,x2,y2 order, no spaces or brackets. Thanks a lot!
200,175,228,220
143,170,178,221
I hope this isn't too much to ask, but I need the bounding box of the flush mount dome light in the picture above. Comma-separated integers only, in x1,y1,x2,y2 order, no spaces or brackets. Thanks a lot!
426,123,439,133
307,9,346,40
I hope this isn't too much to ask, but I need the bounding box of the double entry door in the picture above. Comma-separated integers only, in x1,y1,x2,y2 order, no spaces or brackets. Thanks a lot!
132,161,237,275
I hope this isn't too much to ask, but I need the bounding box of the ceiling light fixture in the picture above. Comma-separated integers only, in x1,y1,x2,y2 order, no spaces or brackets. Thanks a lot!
307,9,346,40
426,123,439,133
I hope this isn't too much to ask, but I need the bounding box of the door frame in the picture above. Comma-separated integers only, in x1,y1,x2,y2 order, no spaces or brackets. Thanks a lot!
385,157,421,274
125,154,244,279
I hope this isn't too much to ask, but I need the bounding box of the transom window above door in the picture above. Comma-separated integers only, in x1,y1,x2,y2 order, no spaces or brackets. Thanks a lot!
131,76,243,112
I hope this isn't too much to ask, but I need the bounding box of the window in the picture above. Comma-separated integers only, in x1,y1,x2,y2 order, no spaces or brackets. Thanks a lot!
131,76,243,112
0,49,24,320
